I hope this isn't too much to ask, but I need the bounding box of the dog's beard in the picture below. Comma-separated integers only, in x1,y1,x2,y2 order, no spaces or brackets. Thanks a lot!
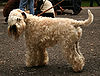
8,25,20,39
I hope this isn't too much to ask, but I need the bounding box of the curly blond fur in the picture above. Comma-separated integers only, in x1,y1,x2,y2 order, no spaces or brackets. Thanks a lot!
8,9,93,72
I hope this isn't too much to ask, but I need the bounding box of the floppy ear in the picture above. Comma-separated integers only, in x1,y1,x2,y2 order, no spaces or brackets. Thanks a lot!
21,12,27,19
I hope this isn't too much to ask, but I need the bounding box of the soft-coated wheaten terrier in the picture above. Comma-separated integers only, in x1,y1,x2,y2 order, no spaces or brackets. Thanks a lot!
8,9,93,72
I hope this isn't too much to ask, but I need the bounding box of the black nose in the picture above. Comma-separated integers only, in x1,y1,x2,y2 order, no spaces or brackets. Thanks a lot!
10,25,17,32
11,25,17,29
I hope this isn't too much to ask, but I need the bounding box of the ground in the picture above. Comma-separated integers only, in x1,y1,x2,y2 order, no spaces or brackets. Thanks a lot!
0,6,100,76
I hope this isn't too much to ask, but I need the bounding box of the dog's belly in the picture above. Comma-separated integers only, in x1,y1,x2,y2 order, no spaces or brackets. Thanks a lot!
25,33,78,49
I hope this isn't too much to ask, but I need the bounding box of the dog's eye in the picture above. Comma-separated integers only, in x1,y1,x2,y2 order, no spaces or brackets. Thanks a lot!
17,18,21,22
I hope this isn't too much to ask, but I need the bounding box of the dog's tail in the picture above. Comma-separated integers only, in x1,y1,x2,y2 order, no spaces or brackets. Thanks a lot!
71,10,94,27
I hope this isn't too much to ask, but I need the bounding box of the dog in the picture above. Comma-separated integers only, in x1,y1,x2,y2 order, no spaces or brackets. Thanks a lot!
3,0,20,22
8,9,93,72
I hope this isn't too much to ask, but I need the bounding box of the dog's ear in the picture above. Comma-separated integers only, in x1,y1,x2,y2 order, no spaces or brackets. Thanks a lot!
21,12,27,19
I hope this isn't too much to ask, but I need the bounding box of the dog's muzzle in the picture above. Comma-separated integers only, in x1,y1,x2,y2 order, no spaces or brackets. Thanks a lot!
8,24,19,39
9,25,17,33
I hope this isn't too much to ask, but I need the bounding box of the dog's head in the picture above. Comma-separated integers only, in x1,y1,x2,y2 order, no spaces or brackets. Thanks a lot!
8,9,27,39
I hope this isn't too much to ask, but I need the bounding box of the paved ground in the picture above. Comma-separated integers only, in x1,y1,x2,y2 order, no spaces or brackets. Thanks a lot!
0,6,100,76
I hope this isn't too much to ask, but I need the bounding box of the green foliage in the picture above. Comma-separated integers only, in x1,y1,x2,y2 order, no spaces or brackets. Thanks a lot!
0,0,7,2
82,1,98,7
0,0,7,6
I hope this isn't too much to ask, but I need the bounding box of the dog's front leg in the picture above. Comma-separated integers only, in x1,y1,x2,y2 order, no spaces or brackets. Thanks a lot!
25,46,49,67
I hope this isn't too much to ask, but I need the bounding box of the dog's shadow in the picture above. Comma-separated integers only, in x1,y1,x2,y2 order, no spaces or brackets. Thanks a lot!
23,64,83,75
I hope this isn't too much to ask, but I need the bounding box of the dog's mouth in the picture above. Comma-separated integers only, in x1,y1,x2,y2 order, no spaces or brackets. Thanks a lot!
8,25,19,39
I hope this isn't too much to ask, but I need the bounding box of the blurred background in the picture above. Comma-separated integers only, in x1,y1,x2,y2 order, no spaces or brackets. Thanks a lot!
0,0,99,7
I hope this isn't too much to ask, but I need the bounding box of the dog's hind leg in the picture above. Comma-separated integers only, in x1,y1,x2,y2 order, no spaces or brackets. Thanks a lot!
72,41,85,72
63,42,85,72
25,46,49,67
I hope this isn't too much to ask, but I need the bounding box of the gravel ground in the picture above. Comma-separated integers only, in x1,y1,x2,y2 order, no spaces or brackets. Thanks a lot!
0,6,100,76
